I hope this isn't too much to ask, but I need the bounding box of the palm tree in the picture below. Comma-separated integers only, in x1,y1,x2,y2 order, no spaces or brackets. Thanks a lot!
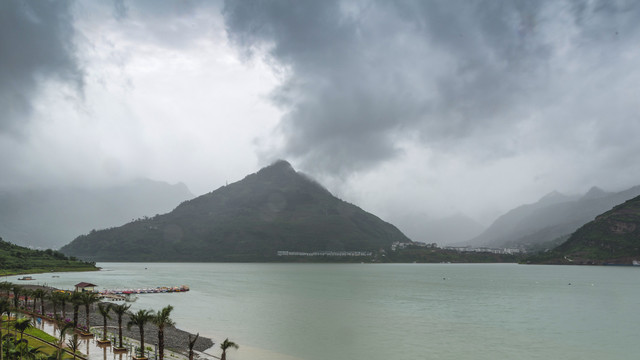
70,292,83,327
0,282,12,298
12,318,31,343
187,333,199,360
96,303,112,343
20,290,33,313
12,318,31,360
152,305,174,360
66,334,80,360
10,286,22,311
58,292,71,321
220,339,239,360
79,292,99,333
47,293,61,321
126,309,153,358
31,289,46,316
111,303,130,349
21,345,44,360
26,290,36,313
55,323,75,360
3,336,21,360
0,298,11,360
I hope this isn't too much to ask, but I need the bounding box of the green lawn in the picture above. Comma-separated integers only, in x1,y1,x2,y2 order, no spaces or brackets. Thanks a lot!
1,320,80,360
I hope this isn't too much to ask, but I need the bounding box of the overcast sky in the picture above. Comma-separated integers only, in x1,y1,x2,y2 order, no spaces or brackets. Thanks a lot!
2,0,640,236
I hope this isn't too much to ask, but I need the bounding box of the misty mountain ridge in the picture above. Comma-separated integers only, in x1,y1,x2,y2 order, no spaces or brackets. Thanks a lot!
61,160,411,261
0,179,193,249
537,190,580,205
467,185,640,249
581,186,608,200
526,193,640,265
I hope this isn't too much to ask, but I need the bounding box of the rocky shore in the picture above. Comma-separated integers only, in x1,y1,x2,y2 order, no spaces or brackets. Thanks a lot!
18,285,214,354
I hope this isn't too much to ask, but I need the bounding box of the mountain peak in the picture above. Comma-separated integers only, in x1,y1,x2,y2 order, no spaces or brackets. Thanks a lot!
581,186,608,200
258,159,295,174
538,190,569,205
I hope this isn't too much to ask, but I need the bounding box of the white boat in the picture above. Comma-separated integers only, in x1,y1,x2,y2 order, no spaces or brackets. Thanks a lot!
632,260,640,266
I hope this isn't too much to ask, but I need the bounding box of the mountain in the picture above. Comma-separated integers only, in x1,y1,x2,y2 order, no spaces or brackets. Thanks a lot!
60,160,411,262
466,185,640,249
526,194,640,265
0,179,193,249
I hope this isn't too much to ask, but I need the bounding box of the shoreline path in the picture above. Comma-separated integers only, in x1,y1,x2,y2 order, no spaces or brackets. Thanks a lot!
18,284,215,359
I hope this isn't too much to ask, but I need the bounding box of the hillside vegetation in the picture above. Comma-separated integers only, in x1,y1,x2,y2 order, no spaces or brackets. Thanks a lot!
525,194,640,265
0,237,97,275
467,186,640,250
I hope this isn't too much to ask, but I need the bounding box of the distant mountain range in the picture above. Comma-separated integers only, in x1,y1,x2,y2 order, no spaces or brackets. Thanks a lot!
466,185,640,250
526,194,640,265
60,160,411,262
0,179,193,249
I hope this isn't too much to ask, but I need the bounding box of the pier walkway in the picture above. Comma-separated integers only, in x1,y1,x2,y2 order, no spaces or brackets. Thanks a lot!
99,285,189,296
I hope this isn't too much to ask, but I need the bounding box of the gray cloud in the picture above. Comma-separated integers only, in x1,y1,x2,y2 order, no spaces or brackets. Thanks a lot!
1,0,638,231
0,0,83,135
102,0,222,50
223,0,640,179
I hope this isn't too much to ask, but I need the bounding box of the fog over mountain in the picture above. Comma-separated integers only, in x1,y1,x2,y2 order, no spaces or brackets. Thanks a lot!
398,213,486,246
0,179,193,249
2,1,640,240
467,185,640,249
526,192,640,265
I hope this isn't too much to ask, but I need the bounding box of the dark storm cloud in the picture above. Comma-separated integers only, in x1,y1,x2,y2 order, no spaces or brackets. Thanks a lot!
0,0,82,135
103,0,223,52
223,0,640,175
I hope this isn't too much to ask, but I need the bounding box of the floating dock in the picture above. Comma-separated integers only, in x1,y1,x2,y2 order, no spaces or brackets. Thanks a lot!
99,285,189,296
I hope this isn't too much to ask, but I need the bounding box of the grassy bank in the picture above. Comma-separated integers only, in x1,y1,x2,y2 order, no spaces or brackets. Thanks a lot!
0,237,99,276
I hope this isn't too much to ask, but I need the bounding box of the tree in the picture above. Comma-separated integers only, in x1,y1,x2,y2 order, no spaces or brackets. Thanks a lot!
59,292,71,321
0,282,12,298
127,309,154,358
79,292,99,332
28,290,36,313
3,336,21,360
111,304,130,349
10,286,22,311
12,318,31,360
96,303,112,342
12,318,31,342
0,298,10,360
152,305,174,360
187,333,199,360
31,289,46,316
48,292,61,321
220,339,239,360
20,290,33,313
66,334,80,360
70,292,83,327
21,345,44,360
55,323,75,360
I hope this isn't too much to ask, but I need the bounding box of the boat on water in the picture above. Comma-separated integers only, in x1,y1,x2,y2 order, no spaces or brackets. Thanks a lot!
633,260,640,266
17,276,34,281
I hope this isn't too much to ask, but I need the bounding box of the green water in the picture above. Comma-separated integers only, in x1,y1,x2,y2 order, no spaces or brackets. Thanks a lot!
30,263,640,360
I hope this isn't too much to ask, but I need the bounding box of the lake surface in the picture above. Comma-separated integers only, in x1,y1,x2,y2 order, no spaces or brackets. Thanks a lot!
15,263,640,360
